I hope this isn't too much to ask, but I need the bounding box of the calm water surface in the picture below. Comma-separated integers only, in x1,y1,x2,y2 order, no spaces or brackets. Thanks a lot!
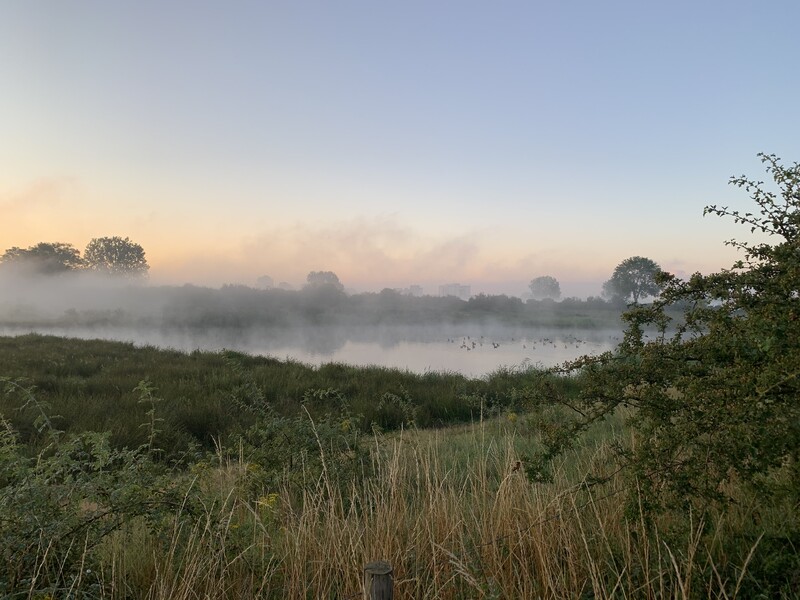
4,325,622,378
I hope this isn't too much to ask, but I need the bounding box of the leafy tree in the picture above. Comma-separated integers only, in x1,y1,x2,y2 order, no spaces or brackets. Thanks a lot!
528,275,561,300
84,236,149,278
527,153,800,511
305,270,344,292
602,256,661,304
0,242,83,275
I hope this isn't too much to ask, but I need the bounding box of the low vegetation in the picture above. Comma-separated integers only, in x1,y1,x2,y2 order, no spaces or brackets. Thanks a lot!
0,389,792,598
0,334,562,457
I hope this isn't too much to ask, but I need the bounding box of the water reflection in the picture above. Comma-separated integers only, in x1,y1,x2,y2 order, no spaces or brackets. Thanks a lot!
2,325,621,378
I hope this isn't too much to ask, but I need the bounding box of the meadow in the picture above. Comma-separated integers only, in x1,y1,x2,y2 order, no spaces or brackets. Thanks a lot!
1,334,797,598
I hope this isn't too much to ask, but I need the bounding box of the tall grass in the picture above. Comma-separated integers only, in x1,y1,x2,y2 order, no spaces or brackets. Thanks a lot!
90,418,766,599
2,336,793,597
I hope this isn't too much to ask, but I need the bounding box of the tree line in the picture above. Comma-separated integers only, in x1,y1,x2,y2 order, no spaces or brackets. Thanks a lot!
529,256,662,304
0,237,149,278
4,237,663,307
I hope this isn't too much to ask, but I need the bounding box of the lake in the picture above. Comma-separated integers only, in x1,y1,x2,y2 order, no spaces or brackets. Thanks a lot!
2,324,621,377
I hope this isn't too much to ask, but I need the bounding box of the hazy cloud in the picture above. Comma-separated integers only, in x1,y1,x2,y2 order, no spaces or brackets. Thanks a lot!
0,177,79,213
240,217,486,287
0,177,90,249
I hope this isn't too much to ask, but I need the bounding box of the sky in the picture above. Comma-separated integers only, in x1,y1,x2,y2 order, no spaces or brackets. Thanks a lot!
1,1,798,298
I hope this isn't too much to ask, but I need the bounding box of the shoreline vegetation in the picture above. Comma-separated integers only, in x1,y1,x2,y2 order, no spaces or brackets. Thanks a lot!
0,277,628,331
0,333,560,455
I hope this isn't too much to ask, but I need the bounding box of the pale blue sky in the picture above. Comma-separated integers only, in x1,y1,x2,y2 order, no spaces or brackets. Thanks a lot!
1,1,798,296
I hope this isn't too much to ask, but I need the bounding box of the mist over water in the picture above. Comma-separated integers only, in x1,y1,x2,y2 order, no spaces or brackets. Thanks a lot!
0,272,623,377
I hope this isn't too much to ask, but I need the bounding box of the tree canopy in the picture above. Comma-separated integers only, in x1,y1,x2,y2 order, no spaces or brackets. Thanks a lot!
602,256,661,304
84,237,149,278
305,271,344,292
528,276,561,300
0,242,83,275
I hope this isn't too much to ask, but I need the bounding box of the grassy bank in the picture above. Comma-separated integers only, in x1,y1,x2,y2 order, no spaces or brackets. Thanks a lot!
1,335,797,598
0,334,569,456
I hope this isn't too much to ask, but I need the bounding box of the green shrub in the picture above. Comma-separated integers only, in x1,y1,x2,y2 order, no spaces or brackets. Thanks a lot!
525,153,800,512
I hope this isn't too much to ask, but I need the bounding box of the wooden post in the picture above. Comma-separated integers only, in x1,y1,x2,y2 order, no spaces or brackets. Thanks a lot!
364,560,393,600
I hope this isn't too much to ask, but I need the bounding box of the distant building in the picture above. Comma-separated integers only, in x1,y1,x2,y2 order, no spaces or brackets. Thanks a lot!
277,281,294,290
400,284,424,297
438,283,471,300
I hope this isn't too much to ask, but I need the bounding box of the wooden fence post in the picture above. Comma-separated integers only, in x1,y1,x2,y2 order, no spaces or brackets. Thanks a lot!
363,560,393,600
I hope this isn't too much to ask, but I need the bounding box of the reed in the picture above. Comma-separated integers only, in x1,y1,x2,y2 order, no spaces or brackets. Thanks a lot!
88,417,767,599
